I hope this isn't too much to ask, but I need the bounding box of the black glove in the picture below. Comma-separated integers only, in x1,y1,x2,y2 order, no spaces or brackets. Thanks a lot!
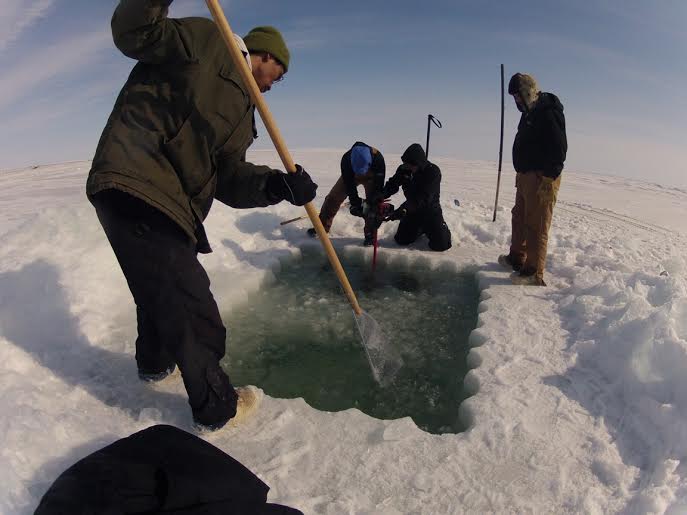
396,164,413,183
388,205,407,221
379,202,395,221
266,165,317,206
349,203,364,218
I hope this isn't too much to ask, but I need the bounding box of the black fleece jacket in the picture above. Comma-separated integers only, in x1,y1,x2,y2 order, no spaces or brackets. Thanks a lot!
512,92,567,179
384,160,443,214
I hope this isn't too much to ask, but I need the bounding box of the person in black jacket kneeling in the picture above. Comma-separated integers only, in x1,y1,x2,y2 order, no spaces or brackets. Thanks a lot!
383,143,452,251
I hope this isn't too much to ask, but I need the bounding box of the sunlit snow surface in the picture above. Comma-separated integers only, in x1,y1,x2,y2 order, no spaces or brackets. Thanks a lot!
0,150,686,514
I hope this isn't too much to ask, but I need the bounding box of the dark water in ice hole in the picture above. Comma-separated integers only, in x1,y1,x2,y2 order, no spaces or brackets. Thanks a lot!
221,246,479,434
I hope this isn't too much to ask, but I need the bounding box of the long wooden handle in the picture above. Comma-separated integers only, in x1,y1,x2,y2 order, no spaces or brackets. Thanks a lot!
205,0,362,315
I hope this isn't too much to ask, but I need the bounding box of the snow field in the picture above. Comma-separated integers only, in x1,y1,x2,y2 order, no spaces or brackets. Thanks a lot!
0,151,685,513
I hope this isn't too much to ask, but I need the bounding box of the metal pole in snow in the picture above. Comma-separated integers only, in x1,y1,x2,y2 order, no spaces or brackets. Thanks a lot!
425,114,442,158
492,64,505,222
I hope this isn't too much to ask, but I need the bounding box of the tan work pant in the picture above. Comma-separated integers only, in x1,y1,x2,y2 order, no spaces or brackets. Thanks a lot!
319,174,375,235
509,172,561,281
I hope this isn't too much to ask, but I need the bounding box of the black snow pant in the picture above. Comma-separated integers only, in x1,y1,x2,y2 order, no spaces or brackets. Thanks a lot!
394,208,452,251
35,424,303,514
92,190,238,428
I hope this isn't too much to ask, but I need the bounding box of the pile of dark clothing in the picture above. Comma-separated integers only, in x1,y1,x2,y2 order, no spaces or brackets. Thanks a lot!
35,425,302,515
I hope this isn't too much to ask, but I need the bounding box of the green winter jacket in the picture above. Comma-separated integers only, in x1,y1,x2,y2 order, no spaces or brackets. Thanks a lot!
87,0,280,252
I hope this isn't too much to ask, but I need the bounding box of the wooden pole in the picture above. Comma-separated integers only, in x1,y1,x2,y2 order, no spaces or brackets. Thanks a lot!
206,0,363,314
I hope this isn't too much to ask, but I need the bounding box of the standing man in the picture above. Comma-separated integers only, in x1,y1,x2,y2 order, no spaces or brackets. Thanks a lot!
382,143,452,251
87,1,317,430
307,141,385,246
498,73,567,286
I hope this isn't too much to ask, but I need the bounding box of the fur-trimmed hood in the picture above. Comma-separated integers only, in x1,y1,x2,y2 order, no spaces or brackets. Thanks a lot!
509,73,539,110
533,92,564,115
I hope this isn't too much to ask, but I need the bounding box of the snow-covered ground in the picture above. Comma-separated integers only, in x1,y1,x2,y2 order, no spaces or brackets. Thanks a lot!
0,150,686,514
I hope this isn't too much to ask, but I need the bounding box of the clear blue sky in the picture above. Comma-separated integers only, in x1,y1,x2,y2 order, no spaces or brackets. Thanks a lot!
1,0,685,187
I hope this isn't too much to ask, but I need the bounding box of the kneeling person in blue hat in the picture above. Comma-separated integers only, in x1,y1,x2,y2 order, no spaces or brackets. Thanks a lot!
308,141,386,246
383,143,452,251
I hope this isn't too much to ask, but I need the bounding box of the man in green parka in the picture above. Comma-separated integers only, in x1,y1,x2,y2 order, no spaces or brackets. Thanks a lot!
88,0,317,430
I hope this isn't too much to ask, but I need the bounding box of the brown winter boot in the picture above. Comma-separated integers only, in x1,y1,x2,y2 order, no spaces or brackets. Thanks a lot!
498,254,523,272
511,268,546,286
228,386,264,427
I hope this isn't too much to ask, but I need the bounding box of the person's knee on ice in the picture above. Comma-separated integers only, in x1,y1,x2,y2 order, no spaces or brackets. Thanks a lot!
428,236,451,252
393,231,415,246
393,212,422,246
413,207,452,252
427,219,452,252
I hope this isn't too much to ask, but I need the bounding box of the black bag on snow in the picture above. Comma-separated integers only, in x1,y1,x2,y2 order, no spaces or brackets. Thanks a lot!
34,424,302,514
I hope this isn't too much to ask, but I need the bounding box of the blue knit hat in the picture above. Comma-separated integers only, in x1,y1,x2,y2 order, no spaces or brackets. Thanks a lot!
350,146,372,175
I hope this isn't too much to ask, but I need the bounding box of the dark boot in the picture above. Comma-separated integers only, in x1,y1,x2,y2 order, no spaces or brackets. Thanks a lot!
138,364,176,382
498,253,523,272
511,267,546,286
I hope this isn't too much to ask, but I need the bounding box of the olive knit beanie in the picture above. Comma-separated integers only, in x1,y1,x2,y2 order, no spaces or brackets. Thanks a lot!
243,26,290,72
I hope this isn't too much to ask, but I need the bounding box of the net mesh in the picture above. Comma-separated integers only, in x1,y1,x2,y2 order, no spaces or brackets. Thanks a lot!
354,310,403,386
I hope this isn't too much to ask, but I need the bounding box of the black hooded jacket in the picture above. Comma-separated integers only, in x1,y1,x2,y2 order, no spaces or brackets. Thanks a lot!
384,160,443,214
340,141,385,208
512,92,567,178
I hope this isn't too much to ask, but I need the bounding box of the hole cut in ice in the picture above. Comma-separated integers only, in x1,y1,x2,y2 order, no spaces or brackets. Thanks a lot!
221,246,479,434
